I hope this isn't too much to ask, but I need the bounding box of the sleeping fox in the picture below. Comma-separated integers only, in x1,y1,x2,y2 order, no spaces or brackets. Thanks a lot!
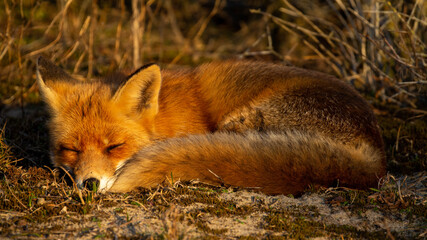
36,56,386,195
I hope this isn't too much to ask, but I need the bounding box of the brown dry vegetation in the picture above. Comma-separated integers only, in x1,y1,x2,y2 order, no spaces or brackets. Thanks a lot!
0,0,426,239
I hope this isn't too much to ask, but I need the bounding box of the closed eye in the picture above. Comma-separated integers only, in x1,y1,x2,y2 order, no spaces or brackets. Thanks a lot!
106,143,125,153
60,145,80,153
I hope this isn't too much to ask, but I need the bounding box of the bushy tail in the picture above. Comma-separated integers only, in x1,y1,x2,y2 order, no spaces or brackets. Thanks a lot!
110,131,385,195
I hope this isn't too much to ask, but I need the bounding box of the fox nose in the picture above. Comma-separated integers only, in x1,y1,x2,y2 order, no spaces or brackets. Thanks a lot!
83,178,100,191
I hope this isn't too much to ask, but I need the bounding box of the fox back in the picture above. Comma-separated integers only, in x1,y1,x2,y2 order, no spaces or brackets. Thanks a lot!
37,57,385,194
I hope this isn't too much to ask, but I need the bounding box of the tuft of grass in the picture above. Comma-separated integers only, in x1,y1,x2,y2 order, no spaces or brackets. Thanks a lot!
377,114,427,173
0,125,16,170
324,172,426,219
263,209,390,239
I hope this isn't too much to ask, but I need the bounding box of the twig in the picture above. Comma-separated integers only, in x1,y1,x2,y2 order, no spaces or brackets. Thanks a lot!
113,0,125,66
165,0,184,44
303,39,342,76
24,32,62,58
73,52,86,74
283,0,335,47
62,16,91,63
0,38,14,61
386,1,423,46
241,25,285,61
59,166,85,205
129,200,148,211
4,176,28,210
207,169,225,185
194,0,222,42
44,0,73,35
87,0,97,79
3,0,12,39
397,81,427,85
132,0,141,68
169,0,222,65
394,125,402,152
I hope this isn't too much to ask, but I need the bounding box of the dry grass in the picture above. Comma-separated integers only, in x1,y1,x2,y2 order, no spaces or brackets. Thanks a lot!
0,126,14,168
0,0,230,105
252,0,426,109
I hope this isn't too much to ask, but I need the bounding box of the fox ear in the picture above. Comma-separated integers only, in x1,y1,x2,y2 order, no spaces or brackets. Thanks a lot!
36,56,74,111
113,63,162,125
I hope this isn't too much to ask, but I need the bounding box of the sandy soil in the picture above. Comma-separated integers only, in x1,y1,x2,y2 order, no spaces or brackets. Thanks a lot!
1,173,425,239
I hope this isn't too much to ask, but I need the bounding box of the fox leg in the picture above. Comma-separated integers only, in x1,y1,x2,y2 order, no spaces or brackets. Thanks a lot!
218,95,291,133
218,105,266,132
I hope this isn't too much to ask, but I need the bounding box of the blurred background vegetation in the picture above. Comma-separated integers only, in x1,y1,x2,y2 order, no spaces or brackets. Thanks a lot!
0,0,426,173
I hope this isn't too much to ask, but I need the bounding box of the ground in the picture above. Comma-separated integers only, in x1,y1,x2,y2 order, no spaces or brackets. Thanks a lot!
0,164,425,239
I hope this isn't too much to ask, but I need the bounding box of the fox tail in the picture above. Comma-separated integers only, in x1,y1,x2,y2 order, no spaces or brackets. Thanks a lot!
110,130,385,195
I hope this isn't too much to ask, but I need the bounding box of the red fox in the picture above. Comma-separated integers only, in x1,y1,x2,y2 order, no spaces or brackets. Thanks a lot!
36,56,386,195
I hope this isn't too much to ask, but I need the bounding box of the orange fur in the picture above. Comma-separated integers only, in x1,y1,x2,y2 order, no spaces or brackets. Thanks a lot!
36,57,386,194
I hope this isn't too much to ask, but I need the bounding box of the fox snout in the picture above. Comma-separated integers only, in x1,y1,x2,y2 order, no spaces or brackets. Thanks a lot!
82,178,100,191
75,174,117,192
58,149,120,192
54,154,123,192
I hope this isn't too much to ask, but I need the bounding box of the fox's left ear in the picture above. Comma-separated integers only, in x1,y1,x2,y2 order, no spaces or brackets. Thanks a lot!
113,63,162,127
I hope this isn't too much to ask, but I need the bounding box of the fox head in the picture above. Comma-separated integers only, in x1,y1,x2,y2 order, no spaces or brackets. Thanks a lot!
36,56,161,191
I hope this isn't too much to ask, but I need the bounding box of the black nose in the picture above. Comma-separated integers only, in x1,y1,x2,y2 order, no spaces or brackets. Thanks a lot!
83,178,100,191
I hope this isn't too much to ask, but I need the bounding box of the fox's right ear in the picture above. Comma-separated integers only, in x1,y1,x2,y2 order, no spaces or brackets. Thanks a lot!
36,56,73,111
113,63,162,132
